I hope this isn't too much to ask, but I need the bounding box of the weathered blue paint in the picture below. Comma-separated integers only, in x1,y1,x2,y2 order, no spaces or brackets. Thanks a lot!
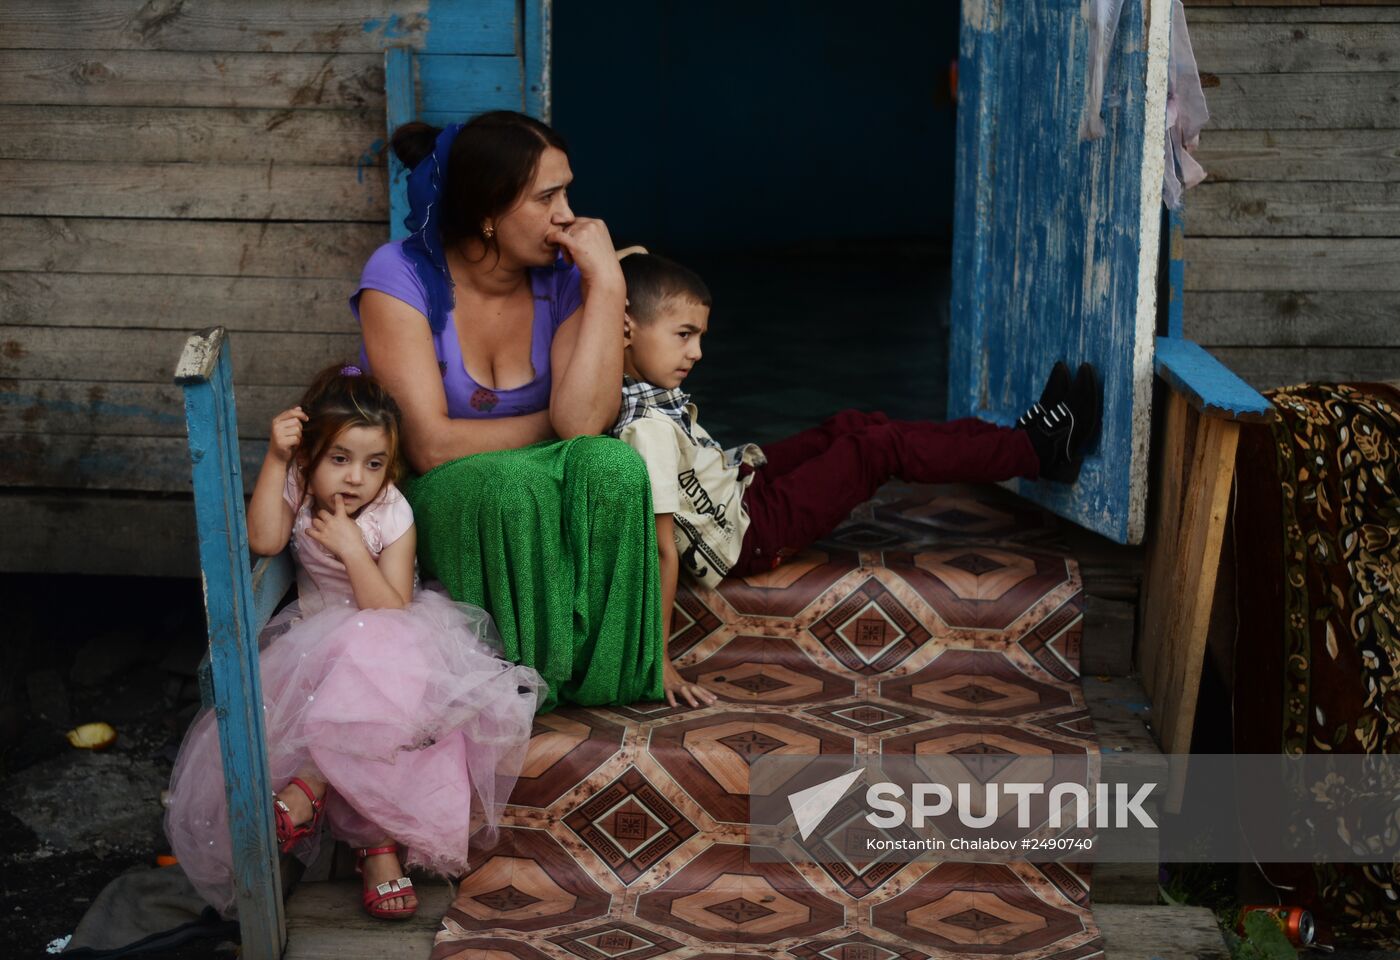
176,329,284,958
1167,206,1185,340
385,48,415,241
524,0,550,121
0,438,261,494
363,15,412,42
0,390,183,426
419,0,517,55
418,55,529,123
950,0,1166,544
1154,337,1273,422
201,553,296,709
356,138,386,185
384,1,548,238
360,0,516,55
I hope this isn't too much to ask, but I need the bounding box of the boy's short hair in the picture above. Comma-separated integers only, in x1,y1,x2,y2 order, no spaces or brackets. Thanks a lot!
620,253,712,323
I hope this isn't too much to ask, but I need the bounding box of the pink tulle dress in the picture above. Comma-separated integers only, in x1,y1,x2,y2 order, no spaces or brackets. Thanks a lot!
165,468,543,915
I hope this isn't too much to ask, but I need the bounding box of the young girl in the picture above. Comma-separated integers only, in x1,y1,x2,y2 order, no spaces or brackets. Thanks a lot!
165,364,542,921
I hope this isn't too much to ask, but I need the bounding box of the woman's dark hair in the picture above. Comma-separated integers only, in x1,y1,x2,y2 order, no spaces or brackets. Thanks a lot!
619,253,713,324
391,112,569,258
295,363,405,498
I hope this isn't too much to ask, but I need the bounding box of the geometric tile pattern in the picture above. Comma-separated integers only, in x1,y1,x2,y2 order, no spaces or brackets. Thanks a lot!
809,578,933,675
434,483,1103,960
563,768,699,885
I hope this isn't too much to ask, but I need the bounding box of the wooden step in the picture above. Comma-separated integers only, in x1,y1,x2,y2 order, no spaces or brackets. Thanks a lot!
1083,674,1162,905
284,879,445,960
1094,904,1230,960
283,886,1231,959
1081,594,1136,676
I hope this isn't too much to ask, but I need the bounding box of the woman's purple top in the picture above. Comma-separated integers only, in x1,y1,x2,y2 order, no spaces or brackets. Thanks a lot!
351,241,584,418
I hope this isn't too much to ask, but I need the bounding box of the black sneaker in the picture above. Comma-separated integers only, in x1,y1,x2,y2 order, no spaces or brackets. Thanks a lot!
1022,362,1102,483
1067,361,1102,459
1016,361,1072,431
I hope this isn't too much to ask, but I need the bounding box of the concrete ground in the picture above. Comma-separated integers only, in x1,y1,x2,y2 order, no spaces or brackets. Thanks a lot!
0,573,218,959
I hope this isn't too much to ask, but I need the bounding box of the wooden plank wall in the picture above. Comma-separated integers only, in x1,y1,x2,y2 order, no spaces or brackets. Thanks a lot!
0,1,522,575
1183,2,1400,388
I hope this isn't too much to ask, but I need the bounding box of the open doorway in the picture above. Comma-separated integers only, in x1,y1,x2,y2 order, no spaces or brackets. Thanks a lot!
553,1,961,444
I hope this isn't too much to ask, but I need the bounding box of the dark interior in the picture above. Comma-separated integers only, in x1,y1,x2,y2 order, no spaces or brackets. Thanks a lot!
554,1,962,444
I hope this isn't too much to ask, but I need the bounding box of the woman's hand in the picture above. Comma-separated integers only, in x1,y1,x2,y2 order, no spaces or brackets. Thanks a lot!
307,495,367,561
547,217,624,291
664,661,719,709
268,407,308,463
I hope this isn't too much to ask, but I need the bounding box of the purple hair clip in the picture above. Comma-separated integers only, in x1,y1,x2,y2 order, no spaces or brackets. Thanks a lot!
340,364,363,377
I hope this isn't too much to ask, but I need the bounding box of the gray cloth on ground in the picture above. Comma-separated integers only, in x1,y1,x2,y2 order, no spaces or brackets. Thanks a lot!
67,864,216,951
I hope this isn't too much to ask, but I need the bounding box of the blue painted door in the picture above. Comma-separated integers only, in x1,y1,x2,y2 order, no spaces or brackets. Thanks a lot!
384,0,549,238
949,0,1169,544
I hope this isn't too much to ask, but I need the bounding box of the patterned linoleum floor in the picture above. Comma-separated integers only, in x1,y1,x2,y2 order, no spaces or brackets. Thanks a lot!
432,482,1102,959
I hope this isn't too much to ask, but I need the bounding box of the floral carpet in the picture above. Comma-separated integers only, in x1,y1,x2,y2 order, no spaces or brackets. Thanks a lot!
1234,383,1400,947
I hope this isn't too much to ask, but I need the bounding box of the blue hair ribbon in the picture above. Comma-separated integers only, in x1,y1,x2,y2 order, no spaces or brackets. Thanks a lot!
400,123,464,334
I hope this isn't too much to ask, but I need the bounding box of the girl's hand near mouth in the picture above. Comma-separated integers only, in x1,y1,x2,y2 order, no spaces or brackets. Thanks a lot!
308,494,368,561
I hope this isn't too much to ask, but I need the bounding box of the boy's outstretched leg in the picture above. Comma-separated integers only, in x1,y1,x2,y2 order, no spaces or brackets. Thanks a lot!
889,419,1041,485
760,409,1042,484
733,419,1034,576
758,409,895,478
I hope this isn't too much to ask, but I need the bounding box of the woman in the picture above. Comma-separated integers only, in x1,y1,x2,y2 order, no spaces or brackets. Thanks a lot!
353,111,665,711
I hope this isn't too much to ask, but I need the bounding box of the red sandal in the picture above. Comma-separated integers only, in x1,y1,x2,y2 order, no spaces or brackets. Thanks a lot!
272,777,325,853
355,844,418,920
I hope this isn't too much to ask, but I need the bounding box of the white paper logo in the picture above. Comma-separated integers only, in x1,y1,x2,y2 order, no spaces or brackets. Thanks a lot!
787,768,864,840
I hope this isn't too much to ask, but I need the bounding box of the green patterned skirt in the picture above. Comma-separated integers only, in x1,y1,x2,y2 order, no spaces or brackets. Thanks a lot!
403,436,664,713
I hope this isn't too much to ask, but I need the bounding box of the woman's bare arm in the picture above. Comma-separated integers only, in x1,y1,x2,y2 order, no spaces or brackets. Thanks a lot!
547,219,626,438
359,289,554,471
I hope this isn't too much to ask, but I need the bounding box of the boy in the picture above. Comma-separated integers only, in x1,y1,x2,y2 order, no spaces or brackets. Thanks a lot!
612,252,1099,707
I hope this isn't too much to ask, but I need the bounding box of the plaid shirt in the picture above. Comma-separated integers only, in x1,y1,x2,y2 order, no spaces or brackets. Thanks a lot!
613,377,766,586
612,377,721,451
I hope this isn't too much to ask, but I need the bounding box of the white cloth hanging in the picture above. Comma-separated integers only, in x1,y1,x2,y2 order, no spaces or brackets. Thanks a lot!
1080,0,1126,141
1081,0,1209,208
1162,0,1209,209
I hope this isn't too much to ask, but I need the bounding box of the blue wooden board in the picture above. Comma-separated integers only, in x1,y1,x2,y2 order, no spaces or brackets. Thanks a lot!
176,330,284,958
384,1,549,241
950,0,1170,544
417,0,517,55
523,0,550,119
419,54,533,121
1158,202,1272,422
1155,337,1274,423
357,0,517,54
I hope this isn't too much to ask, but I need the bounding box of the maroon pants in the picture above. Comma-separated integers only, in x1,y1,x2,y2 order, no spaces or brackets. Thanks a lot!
731,409,1040,576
